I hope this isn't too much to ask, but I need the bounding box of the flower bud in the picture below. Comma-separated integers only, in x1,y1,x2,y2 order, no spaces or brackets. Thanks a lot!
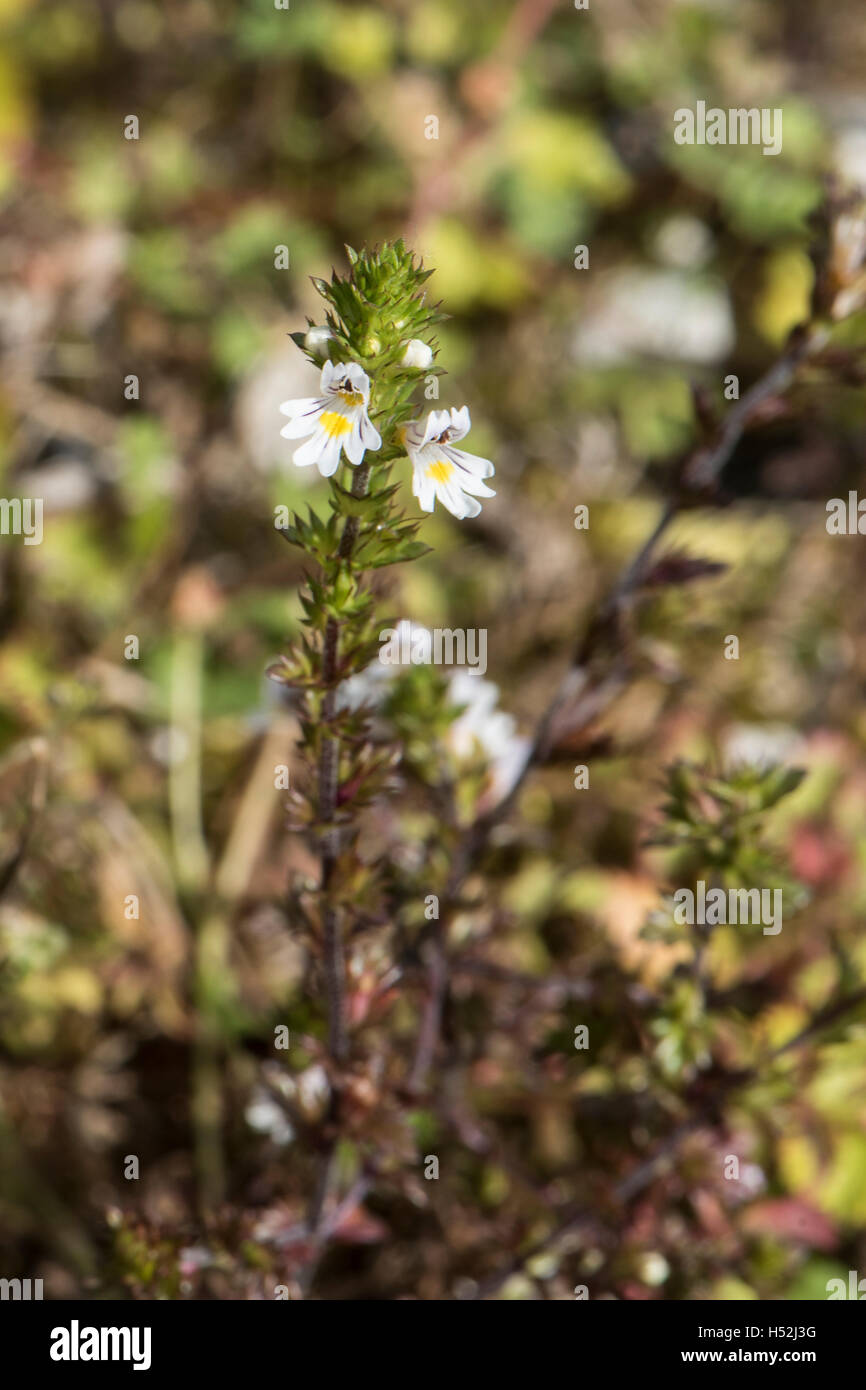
401,338,434,369
304,325,333,355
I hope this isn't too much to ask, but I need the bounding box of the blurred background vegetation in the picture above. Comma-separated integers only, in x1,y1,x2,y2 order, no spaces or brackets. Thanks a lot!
2,0,866,1299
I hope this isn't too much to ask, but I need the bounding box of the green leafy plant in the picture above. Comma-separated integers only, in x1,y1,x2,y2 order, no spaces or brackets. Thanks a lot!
269,243,494,1063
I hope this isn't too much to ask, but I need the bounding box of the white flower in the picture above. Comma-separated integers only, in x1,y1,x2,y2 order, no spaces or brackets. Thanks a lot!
295,1063,330,1118
334,623,527,809
245,1090,294,1146
304,325,333,354
337,620,431,712
279,360,381,477
723,723,799,769
401,338,434,369
447,670,530,805
573,268,734,365
402,407,495,520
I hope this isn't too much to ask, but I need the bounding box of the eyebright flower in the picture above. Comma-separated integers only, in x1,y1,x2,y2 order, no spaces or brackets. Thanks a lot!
446,671,530,807
279,361,381,477
336,619,431,715
402,407,495,520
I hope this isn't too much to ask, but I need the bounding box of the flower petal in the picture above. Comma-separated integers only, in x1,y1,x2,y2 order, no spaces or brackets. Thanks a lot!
279,397,319,419
344,415,367,466
317,434,345,476
411,463,437,512
359,413,382,452
291,432,328,468
342,362,371,398
447,406,471,442
421,409,450,447
280,401,326,439
444,445,494,479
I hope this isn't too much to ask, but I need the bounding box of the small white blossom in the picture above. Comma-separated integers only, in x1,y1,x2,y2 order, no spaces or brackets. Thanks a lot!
573,268,734,365
723,722,800,769
337,619,430,712
245,1090,294,1146
279,360,381,477
335,623,526,808
447,670,530,804
296,1063,330,1116
401,338,434,369
402,407,495,520
304,325,333,354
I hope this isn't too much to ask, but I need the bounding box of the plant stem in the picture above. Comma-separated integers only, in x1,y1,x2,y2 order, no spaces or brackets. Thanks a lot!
317,461,371,1064
169,628,209,894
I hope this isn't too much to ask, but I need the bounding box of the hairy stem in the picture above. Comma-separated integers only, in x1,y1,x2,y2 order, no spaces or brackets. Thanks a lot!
317,461,372,1065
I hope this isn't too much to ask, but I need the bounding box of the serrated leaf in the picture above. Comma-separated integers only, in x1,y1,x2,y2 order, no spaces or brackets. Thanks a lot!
365,539,431,568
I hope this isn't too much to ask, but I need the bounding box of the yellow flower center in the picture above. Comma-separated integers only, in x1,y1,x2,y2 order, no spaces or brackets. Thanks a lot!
426,458,454,484
320,411,352,438
337,388,363,405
